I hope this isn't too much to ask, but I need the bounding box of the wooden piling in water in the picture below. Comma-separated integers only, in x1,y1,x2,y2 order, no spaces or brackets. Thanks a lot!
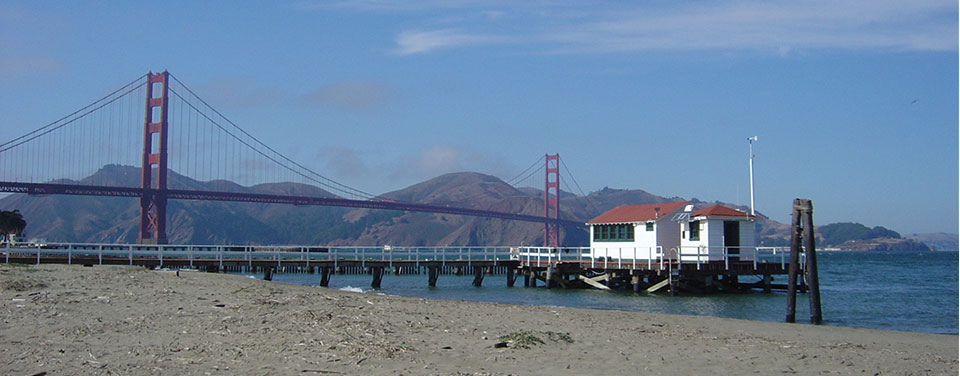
319,267,331,287
785,199,803,323
472,266,485,287
506,267,517,287
370,267,384,288
799,199,823,324
427,266,439,287
545,266,554,289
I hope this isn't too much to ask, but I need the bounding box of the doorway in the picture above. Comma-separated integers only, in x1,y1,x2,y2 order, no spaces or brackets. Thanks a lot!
724,221,740,261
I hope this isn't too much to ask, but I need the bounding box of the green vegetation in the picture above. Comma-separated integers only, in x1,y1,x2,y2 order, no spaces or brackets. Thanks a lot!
818,222,900,246
0,210,26,242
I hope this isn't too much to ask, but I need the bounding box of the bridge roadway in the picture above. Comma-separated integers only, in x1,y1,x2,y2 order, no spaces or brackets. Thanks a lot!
2,243,797,293
0,181,584,227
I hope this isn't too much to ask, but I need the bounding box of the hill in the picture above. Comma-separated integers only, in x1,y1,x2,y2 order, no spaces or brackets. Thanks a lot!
906,232,958,252
0,167,589,246
0,166,937,251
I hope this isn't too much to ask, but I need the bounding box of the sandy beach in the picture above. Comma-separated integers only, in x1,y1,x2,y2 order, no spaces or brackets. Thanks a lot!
0,264,955,375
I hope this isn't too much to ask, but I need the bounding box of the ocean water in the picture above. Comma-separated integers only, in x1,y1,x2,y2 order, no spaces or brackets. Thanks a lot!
248,250,958,334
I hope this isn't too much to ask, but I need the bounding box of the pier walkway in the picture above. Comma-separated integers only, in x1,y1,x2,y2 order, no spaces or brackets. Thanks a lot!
2,242,804,294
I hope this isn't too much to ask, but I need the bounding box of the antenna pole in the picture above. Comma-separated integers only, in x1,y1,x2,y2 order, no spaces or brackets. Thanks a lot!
748,136,757,216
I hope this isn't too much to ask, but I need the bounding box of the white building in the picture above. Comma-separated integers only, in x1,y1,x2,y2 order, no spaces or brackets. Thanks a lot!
678,204,757,262
586,201,688,260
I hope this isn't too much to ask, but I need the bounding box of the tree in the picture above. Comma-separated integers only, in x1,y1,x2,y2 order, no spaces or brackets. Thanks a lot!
0,210,26,243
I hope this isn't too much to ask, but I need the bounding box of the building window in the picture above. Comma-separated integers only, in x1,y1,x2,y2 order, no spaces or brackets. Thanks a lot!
646,222,654,231
689,221,700,241
592,224,635,242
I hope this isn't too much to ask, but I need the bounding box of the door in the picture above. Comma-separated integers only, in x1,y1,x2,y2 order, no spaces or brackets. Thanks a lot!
723,221,740,261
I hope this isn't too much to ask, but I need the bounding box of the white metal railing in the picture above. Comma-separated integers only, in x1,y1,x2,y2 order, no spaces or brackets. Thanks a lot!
2,242,804,271
514,246,666,270
673,245,804,271
513,245,801,271
0,242,515,268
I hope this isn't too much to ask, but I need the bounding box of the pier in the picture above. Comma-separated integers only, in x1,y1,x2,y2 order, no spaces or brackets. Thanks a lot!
2,242,805,294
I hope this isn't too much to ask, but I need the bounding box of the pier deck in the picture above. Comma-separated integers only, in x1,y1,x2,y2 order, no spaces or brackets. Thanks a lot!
2,243,804,294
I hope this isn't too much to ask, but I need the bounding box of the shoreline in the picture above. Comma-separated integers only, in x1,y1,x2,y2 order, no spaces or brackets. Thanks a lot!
251,270,959,336
1,264,956,375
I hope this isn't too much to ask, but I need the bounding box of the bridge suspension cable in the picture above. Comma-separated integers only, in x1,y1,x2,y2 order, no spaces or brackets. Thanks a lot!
0,71,587,244
166,74,376,200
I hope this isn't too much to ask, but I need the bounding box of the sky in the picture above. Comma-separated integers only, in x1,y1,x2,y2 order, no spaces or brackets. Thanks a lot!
0,1,957,234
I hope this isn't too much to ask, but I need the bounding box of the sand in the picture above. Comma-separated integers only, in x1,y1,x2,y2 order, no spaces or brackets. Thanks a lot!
0,264,955,375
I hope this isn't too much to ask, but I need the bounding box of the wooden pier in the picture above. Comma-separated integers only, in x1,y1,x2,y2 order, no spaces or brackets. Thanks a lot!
2,243,805,294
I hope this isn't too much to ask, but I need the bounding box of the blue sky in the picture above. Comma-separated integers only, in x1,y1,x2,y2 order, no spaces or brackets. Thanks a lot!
0,1,957,234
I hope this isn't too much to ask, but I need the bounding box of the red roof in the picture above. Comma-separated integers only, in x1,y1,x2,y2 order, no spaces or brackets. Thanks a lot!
587,201,688,224
691,204,755,218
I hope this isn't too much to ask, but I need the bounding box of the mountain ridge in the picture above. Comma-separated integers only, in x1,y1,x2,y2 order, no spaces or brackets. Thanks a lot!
0,165,938,251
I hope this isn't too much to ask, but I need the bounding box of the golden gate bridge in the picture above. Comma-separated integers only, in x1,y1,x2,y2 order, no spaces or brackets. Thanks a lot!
0,71,585,246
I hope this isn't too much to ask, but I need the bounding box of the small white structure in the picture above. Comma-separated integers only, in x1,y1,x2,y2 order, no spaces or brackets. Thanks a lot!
678,205,757,262
586,201,688,260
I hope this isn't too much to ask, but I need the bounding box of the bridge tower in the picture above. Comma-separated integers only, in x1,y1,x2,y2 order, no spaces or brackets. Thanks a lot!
543,154,560,247
138,71,170,244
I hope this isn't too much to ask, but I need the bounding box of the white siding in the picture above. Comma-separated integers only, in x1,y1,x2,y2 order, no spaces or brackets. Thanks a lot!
589,223,661,260
679,218,757,261
655,217,680,255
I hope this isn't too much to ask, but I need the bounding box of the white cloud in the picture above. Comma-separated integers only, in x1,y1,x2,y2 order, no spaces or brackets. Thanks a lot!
300,80,393,111
403,144,465,177
550,0,957,53
379,1,956,54
393,29,503,55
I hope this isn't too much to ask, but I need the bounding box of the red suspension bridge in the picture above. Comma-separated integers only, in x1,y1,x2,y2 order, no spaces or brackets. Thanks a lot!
0,72,586,246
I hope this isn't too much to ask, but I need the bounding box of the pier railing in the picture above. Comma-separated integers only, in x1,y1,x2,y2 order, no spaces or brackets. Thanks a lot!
515,245,802,271
3,242,802,272
673,246,804,270
0,242,516,269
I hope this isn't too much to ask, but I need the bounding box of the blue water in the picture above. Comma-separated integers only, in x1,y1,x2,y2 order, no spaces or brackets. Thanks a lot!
248,250,959,334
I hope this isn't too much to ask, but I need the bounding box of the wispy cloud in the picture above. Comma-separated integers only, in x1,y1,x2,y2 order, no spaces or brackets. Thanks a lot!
372,1,957,54
317,146,372,178
390,145,465,179
548,1,958,53
194,77,287,108
313,144,522,193
193,78,394,112
393,29,504,55
0,4,65,81
300,80,394,110
0,56,62,81
294,0,509,12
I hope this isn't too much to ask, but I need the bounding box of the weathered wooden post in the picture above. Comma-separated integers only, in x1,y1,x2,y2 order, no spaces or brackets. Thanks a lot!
785,199,802,323
427,265,439,287
319,267,332,287
545,266,554,289
472,266,485,287
263,266,274,281
506,267,517,287
799,199,823,324
371,266,384,288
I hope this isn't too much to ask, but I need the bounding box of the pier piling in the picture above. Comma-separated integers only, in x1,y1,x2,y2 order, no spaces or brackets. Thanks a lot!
370,267,384,288
320,267,332,287
428,266,439,287
472,266,485,287
506,268,517,287
786,198,822,324
786,200,802,323
800,200,823,324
